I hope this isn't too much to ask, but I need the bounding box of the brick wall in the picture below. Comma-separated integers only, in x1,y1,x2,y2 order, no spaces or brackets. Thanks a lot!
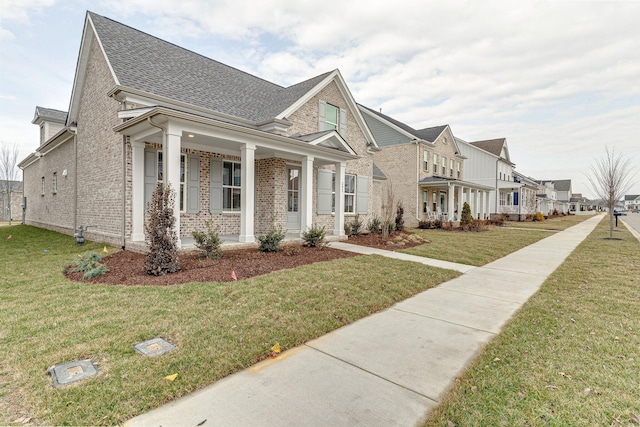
22,137,76,234
75,38,124,246
255,158,288,233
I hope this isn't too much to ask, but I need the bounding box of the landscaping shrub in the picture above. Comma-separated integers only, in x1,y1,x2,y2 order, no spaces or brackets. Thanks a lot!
470,219,488,232
433,219,443,229
460,202,474,228
192,219,222,259
302,224,326,247
258,223,285,252
395,202,405,231
367,215,382,234
488,216,505,226
534,212,545,222
418,220,432,229
71,252,109,279
348,214,363,236
552,208,559,216
145,183,179,276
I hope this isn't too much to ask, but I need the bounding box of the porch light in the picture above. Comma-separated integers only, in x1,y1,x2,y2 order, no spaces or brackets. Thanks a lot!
188,134,194,138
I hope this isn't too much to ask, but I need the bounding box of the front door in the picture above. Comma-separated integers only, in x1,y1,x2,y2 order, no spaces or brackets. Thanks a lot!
286,166,301,230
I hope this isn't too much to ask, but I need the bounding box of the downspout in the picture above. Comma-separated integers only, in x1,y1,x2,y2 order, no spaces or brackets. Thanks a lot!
416,142,420,223
73,131,78,234
121,135,127,249
495,158,499,218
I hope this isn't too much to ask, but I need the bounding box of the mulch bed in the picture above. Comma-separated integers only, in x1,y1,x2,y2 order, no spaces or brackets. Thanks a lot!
64,231,430,287
64,245,358,286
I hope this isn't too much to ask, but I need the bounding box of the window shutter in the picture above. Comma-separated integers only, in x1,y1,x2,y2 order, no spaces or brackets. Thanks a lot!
317,169,333,214
339,108,347,137
187,155,200,213
144,148,157,209
210,158,223,214
318,100,327,131
356,175,368,215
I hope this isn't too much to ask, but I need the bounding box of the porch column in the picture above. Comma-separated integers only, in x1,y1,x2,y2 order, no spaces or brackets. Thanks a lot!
474,189,480,219
239,143,256,243
447,183,454,221
131,140,145,241
486,192,491,219
479,191,485,219
301,156,314,233
334,162,345,236
165,126,181,247
457,185,463,220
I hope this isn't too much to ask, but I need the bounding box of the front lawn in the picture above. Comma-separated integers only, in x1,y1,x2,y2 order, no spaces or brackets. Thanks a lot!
404,215,591,266
0,225,459,426
424,215,640,426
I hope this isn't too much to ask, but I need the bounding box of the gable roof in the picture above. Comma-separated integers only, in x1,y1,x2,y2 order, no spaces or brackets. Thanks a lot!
469,139,505,157
358,104,448,144
625,194,640,201
32,106,67,125
552,179,572,192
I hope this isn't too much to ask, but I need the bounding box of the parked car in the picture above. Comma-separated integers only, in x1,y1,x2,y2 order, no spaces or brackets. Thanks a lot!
613,209,627,216
633,208,639,213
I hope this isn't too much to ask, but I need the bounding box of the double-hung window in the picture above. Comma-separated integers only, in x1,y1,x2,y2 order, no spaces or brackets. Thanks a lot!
423,151,429,171
423,190,428,213
52,172,57,194
450,159,454,177
442,157,447,175
433,154,438,174
331,173,356,213
457,162,461,178
325,104,339,130
157,151,187,212
222,161,241,211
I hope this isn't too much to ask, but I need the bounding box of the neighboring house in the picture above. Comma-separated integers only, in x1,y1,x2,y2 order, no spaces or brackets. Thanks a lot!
358,105,492,227
569,193,588,212
624,195,640,210
457,137,520,218
18,11,379,248
536,181,559,215
552,179,572,213
512,171,539,218
0,180,23,221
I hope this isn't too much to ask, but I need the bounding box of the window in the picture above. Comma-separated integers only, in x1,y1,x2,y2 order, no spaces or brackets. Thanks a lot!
433,154,438,174
41,177,45,196
223,161,241,211
344,174,355,213
423,190,428,213
325,104,339,131
499,172,503,180
500,192,507,206
331,173,356,213
423,151,429,171
450,159,454,177
442,157,446,175
432,191,437,212
40,125,45,144
52,172,57,194
157,151,187,212
457,162,461,178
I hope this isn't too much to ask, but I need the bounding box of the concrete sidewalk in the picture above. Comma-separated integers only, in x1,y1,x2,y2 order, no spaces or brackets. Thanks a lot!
125,215,603,427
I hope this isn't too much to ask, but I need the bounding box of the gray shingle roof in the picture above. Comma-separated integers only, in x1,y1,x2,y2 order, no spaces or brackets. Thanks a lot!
469,139,505,157
372,163,387,180
625,194,640,201
88,12,331,123
552,179,571,192
34,106,68,123
358,104,446,142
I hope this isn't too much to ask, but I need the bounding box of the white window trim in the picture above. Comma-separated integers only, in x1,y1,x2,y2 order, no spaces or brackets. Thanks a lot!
222,160,242,212
52,172,57,194
41,177,45,196
423,151,429,171
331,172,357,214
325,103,339,130
157,151,187,213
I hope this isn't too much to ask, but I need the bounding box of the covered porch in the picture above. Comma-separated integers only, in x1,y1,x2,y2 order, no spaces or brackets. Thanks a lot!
418,177,493,222
114,107,358,248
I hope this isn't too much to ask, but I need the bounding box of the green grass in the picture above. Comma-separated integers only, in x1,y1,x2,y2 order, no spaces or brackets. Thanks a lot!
424,215,640,426
403,215,590,266
0,225,460,426
504,214,592,230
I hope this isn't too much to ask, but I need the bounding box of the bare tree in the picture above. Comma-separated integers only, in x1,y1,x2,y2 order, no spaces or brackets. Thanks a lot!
586,147,636,238
381,181,396,238
0,142,20,225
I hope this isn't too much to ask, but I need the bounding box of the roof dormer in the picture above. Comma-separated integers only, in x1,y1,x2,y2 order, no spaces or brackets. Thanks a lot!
32,106,68,144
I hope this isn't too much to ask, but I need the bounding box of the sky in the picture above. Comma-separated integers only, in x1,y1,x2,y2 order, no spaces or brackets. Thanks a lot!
1,0,639,198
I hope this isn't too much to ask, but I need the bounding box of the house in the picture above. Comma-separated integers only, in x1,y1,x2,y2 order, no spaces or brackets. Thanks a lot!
358,105,493,227
536,180,559,215
512,171,539,218
0,180,23,222
551,179,572,213
624,195,640,210
569,193,589,212
18,11,379,248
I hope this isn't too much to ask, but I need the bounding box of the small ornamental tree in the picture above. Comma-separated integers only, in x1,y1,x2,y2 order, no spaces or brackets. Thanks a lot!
145,183,180,276
460,202,474,228
395,202,405,231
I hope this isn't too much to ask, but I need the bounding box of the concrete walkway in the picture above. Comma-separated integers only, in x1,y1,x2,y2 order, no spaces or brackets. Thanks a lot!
125,215,603,427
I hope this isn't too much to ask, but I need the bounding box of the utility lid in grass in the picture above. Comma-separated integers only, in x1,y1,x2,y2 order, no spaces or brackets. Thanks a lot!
133,337,177,357
49,360,98,387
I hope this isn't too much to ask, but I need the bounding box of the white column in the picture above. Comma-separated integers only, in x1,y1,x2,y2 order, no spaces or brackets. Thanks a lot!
457,185,463,220
485,192,491,219
479,191,485,219
131,140,145,241
334,162,345,236
239,143,256,243
301,156,314,234
447,183,454,221
165,126,181,247
474,189,480,219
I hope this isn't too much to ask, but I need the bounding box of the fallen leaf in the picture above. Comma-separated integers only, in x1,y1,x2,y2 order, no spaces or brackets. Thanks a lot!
164,373,178,381
271,343,281,354
517,392,525,399
447,421,456,427
558,372,572,379
545,385,558,390
103,246,108,253
197,420,207,426
493,357,500,362
583,388,591,395
471,386,478,392
7,235,12,239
